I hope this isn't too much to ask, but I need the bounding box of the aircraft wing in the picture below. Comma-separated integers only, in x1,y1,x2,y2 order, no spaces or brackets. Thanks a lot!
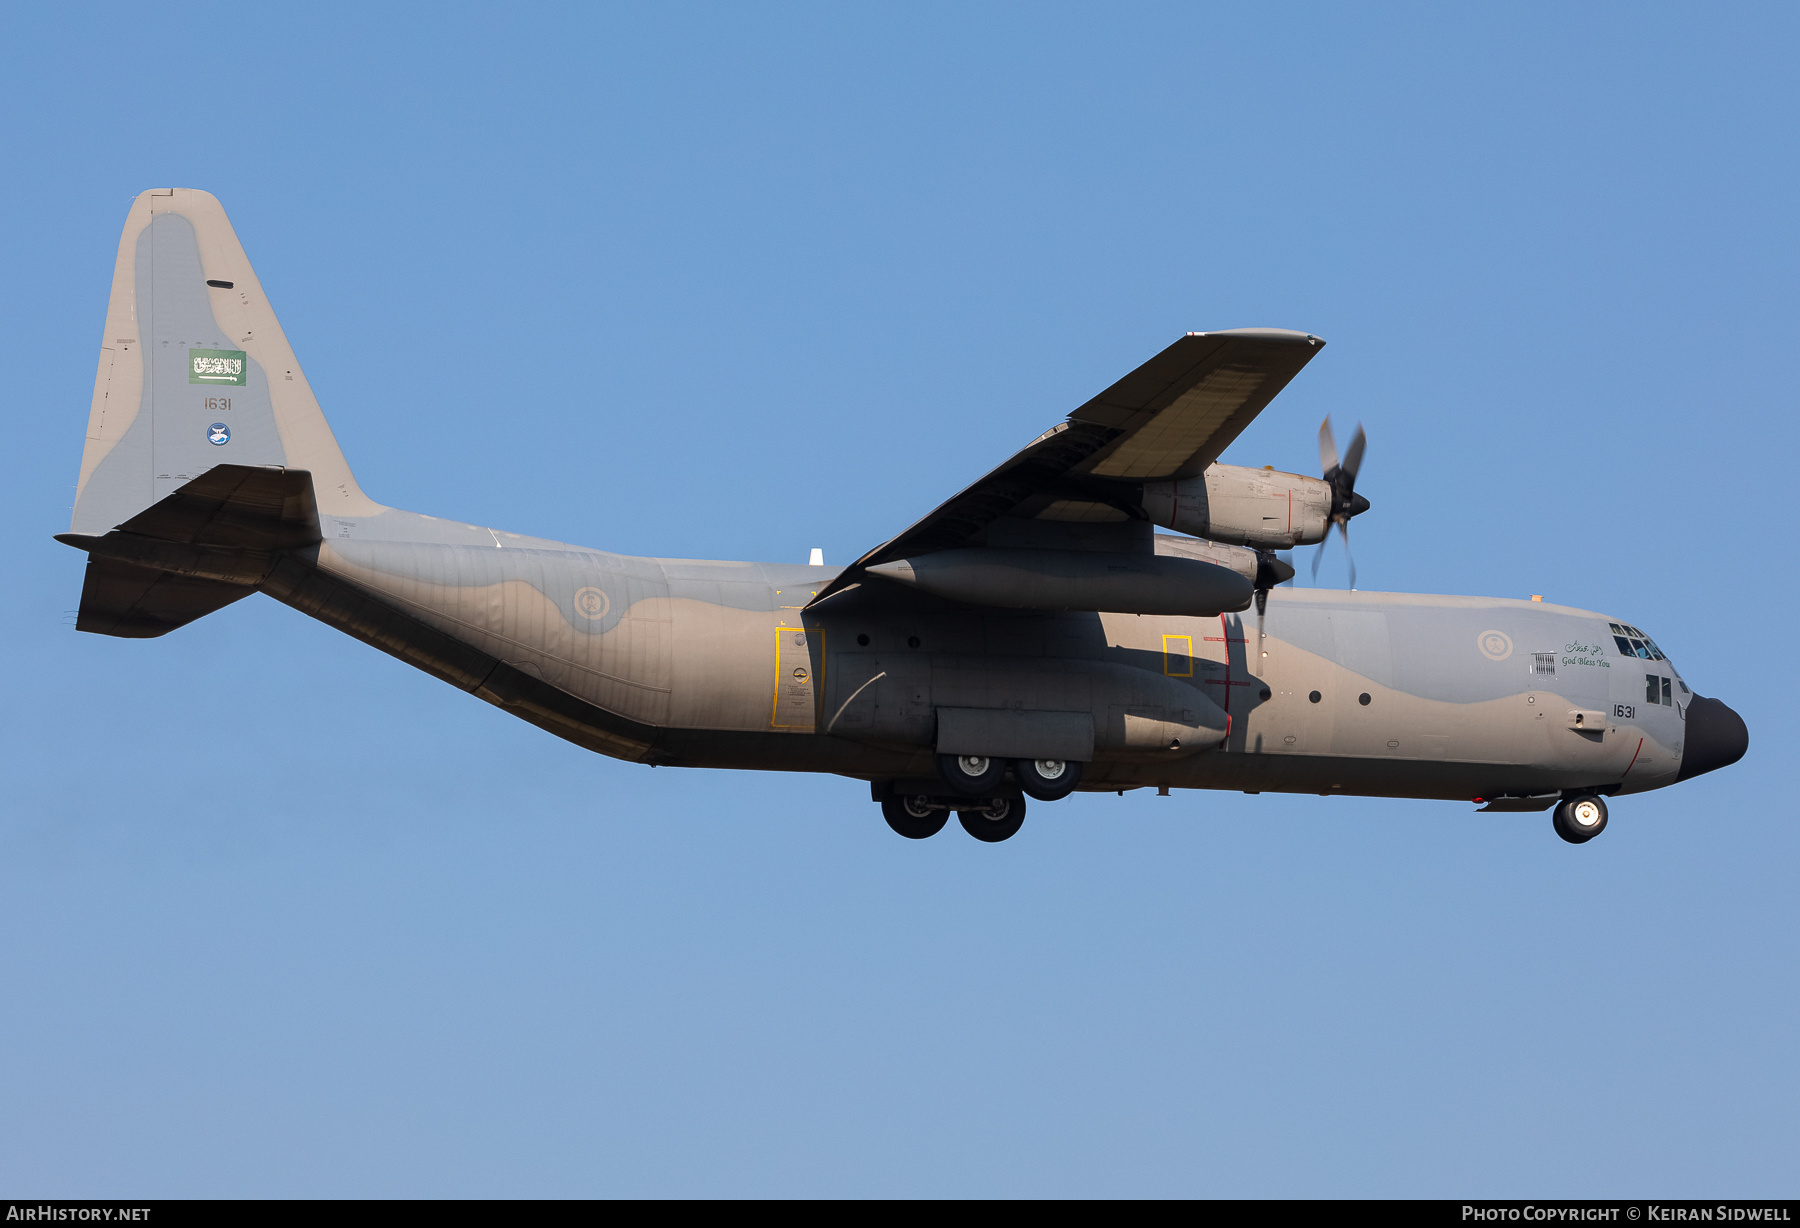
810,329,1323,606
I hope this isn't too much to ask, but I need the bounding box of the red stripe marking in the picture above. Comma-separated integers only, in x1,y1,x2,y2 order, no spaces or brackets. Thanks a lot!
1623,737,1644,776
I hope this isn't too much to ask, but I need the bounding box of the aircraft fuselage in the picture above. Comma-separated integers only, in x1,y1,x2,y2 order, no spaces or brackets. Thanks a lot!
277,507,1704,804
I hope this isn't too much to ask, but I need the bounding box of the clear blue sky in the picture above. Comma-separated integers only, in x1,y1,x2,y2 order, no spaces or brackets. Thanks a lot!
2,2,1793,1197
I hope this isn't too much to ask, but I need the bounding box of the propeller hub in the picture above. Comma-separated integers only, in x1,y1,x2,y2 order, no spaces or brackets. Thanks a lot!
1255,550,1295,590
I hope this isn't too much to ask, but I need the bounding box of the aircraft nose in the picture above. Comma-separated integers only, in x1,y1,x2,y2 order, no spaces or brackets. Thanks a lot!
1676,694,1749,782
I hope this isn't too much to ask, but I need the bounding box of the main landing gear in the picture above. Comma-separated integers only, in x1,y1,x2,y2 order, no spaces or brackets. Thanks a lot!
1013,757,1084,802
1552,794,1609,844
958,795,1026,842
936,753,1084,802
876,756,1053,843
878,754,1087,842
879,791,1028,841
879,793,949,840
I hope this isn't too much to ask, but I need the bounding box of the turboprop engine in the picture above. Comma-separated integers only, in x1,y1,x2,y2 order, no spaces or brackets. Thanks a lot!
1152,534,1293,588
1141,463,1334,549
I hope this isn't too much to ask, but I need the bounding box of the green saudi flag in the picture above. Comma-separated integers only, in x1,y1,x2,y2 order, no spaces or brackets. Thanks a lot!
189,348,248,386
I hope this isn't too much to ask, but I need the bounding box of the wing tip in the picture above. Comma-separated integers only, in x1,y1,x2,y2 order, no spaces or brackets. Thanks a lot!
1187,327,1325,347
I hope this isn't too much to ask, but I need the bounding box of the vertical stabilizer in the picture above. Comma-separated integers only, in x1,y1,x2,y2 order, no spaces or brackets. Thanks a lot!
72,188,381,535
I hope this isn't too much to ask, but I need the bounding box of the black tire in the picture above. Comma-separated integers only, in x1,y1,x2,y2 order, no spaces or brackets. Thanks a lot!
881,793,948,839
1552,794,1609,844
1014,757,1083,802
957,794,1026,843
937,752,1006,796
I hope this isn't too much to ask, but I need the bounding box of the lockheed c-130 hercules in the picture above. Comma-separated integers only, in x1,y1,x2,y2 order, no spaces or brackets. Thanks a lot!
61,189,1748,844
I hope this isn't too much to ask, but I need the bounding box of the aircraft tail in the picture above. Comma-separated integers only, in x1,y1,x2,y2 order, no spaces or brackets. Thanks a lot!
72,188,379,534
66,188,380,636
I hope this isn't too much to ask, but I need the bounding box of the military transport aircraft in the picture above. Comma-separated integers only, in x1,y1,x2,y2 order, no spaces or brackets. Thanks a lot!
60,189,1748,845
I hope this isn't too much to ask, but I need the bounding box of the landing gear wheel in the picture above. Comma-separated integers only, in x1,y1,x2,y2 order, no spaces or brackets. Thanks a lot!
938,753,1006,796
881,793,948,839
957,794,1026,843
1014,757,1083,801
1553,794,1609,844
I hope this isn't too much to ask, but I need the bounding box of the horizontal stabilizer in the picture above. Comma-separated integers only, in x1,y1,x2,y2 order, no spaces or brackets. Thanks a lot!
112,463,319,548
71,561,255,638
59,464,321,638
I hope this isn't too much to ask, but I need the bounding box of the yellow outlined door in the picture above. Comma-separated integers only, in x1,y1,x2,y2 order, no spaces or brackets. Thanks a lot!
772,627,824,730
1162,633,1194,677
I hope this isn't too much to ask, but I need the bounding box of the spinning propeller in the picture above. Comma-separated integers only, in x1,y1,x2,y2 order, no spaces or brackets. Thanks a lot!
1251,547,1295,640
1313,415,1371,589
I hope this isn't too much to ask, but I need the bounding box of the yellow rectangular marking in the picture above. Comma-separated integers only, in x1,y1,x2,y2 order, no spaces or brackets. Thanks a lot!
771,626,824,729
1162,633,1194,677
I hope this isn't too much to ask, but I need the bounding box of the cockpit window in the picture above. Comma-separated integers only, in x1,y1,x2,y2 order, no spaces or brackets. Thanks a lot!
1611,622,1665,661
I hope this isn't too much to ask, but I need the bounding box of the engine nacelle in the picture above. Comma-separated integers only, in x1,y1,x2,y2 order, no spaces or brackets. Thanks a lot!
1150,534,1259,582
1142,463,1331,549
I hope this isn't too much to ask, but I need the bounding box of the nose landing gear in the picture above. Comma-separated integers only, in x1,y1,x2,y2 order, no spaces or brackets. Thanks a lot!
1552,794,1609,844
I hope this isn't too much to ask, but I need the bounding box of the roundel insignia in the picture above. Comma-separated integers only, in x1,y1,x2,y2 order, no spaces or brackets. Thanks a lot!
1476,629,1513,661
572,587,610,620
207,422,230,445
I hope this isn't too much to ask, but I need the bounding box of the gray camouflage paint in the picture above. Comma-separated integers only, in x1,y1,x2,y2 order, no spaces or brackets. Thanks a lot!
70,190,1710,807
282,505,1688,800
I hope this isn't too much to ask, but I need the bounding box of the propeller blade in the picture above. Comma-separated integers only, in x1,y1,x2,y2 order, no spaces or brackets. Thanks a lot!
1338,520,1356,591
1318,415,1339,475
1311,539,1326,582
1250,549,1290,640
1341,422,1366,482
